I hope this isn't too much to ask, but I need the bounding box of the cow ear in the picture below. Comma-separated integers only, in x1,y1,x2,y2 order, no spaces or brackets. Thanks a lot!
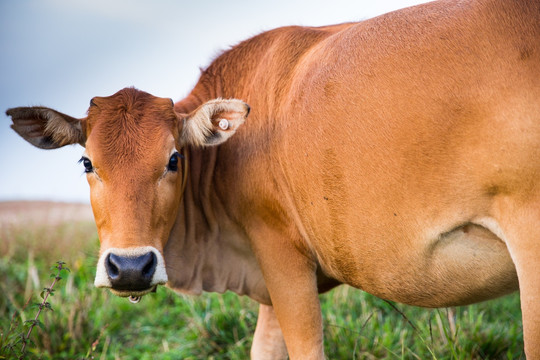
179,99,250,147
6,107,86,149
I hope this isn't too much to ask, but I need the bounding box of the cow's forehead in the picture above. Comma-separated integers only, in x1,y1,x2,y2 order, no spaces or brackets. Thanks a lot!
87,88,176,128
85,88,178,169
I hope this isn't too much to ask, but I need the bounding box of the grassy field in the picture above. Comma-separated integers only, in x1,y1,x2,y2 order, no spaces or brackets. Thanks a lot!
0,216,524,359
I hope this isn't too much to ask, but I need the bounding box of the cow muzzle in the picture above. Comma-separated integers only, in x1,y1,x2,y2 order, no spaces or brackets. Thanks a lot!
94,246,168,297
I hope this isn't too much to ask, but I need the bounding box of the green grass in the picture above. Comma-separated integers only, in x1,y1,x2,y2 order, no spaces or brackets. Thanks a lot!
0,222,524,359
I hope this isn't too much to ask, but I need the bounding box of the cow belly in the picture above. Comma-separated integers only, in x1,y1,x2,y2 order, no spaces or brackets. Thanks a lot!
325,223,518,308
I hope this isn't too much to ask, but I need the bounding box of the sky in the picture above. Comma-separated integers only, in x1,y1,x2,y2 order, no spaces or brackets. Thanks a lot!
0,0,431,203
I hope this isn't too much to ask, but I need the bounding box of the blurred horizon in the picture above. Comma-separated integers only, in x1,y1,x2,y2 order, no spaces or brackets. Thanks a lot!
1,0,430,203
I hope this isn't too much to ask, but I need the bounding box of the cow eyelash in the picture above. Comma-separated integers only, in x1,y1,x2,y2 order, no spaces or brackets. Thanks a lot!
78,157,94,173
167,151,186,172
168,152,180,172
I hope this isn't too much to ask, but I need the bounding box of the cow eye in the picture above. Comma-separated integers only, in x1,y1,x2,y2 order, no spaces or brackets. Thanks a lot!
168,152,179,172
79,157,93,173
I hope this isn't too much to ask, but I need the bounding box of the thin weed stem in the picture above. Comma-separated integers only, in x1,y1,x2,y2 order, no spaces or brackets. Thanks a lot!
19,261,69,358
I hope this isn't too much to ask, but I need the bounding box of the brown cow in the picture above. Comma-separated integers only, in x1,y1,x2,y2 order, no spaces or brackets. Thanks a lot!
6,0,540,358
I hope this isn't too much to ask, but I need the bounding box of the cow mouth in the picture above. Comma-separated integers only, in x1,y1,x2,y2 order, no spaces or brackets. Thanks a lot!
109,285,158,298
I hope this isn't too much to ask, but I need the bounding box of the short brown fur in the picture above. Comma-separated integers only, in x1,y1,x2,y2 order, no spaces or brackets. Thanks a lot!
7,0,540,358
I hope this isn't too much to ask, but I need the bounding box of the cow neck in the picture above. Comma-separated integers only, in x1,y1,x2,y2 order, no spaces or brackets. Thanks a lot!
164,145,270,304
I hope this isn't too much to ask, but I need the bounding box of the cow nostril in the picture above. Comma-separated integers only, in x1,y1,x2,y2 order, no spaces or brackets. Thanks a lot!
105,253,120,279
142,252,157,278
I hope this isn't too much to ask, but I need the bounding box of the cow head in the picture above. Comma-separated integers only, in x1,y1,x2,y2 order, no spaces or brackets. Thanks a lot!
6,88,249,298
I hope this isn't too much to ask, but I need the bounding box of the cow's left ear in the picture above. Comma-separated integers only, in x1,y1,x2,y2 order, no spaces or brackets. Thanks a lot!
179,99,250,147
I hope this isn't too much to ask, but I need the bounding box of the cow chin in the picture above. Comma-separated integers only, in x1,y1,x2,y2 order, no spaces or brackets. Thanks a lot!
94,246,168,296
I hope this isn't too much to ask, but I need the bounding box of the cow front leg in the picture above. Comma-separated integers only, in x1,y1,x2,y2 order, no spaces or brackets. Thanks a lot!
495,197,540,358
250,225,325,360
251,304,288,359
